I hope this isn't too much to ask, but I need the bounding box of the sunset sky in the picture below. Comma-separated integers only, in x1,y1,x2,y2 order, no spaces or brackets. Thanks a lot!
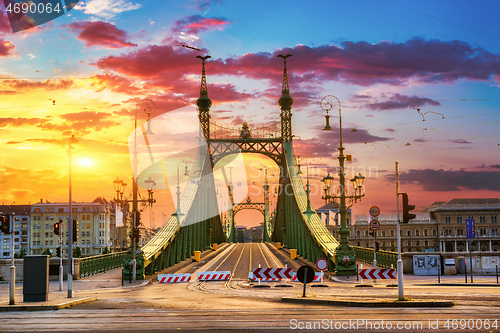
1,0,499,228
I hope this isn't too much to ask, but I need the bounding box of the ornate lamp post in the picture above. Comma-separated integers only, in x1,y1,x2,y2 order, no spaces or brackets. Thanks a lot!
320,95,365,276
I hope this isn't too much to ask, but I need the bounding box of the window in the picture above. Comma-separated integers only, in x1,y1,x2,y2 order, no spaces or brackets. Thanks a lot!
407,230,411,236
50,208,54,212
72,208,77,212
45,232,48,237
45,216,49,221
492,216,498,223
390,230,394,237
34,208,41,213
457,229,464,236
87,223,90,229
444,216,451,223
86,231,90,237
415,229,420,237
45,208,49,212
45,224,49,229
479,216,486,223
82,215,86,221
456,216,463,223
356,230,361,237
58,208,64,213
424,229,428,236
87,215,91,221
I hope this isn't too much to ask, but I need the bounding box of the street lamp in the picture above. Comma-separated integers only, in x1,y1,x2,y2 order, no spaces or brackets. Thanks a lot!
320,95,365,276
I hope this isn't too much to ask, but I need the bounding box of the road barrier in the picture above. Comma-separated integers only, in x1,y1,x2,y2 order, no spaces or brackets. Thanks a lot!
248,272,281,282
197,271,231,281
158,273,191,283
252,268,293,280
359,268,396,280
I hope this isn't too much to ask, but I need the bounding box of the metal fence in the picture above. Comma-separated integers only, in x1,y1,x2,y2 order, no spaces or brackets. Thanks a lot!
79,251,127,277
353,246,398,269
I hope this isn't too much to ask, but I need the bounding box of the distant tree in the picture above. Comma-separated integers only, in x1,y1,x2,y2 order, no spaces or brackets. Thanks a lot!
42,249,52,257
73,247,82,258
102,246,109,255
14,249,27,259
391,242,396,252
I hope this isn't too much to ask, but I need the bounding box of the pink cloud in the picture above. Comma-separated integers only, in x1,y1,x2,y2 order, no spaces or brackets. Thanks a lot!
0,38,14,56
66,21,137,48
172,15,233,34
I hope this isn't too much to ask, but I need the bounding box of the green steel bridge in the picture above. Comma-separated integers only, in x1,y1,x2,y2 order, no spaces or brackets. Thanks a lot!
92,54,396,281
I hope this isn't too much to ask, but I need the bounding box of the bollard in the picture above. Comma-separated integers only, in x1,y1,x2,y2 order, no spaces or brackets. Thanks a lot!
122,268,124,286
437,265,440,284
194,251,201,262
496,265,498,284
356,264,359,282
276,242,281,250
465,262,467,284
290,249,297,260
360,264,363,286
212,243,217,251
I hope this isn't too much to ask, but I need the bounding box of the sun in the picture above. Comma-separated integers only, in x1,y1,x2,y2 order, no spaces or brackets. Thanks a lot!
77,158,95,168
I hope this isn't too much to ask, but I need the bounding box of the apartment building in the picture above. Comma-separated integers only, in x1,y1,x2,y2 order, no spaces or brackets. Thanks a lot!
0,204,31,259
30,198,113,257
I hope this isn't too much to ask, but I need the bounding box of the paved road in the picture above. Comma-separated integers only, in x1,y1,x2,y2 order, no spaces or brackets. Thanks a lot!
1,243,500,332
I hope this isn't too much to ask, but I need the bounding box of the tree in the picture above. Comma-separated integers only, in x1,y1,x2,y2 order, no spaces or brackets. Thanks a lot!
102,246,109,255
42,249,52,257
73,247,82,258
14,249,27,259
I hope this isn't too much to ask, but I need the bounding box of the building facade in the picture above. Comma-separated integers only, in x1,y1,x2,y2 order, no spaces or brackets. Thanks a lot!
0,205,31,259
30,199,113,257
323,198,500,253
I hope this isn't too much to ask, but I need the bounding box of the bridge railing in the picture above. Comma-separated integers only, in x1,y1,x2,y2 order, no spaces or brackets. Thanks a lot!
353,246,398,269
79,251,127,277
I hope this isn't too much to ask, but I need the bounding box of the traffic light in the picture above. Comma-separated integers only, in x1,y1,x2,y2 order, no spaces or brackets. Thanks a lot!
56,247,61,257
53,222,60,235
401,192,416,223
0,215,11,234
135,211,141,225
72,219,78,243
369,231,374,237
374,241,380,252
132,227,140,243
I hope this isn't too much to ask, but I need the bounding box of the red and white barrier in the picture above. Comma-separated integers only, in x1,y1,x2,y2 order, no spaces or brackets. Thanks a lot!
197,271,231,281
248,272,281,282
359,268,396,280
291,272,322,282
158,273,191,283
252,268,293,280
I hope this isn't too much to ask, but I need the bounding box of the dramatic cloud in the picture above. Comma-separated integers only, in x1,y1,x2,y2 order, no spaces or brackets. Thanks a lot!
386,169,500,191
74,0,141,20
7,79,74,90
365,93,441,111
58,111,121,134
172,15,233,34
0,38,14,57
294,127,392,159
0,117,49,128
89,74,144,95
96,38,500,90
66,21,137,48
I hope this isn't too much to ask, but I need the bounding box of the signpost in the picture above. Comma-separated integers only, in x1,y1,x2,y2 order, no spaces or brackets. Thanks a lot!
466,218,475,283
313,258,328,287
369,206,381,277
297,265,315,297
369,219,380,231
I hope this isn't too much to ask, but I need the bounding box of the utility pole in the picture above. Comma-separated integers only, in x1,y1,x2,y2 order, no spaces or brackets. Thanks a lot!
396,161,404,300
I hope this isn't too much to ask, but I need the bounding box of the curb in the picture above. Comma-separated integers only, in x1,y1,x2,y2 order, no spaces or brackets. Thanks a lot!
0,296,97,312
417,283,500,287
281,297,454,308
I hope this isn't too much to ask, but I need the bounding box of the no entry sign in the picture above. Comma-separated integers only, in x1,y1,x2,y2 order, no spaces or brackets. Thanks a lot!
315,258,328,271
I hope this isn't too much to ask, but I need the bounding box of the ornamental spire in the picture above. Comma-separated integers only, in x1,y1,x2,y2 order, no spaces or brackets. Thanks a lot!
277,54,292,94
196,55,212,140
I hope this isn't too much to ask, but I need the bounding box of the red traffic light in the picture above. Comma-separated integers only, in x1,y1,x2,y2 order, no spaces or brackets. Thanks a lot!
53,222,60,235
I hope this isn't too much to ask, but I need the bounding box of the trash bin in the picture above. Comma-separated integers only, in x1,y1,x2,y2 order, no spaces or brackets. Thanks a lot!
290,249,297,260
23,255,49,302
193,251,201,262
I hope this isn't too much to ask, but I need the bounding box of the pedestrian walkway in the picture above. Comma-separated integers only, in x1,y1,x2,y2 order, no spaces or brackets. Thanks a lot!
0,268,148,311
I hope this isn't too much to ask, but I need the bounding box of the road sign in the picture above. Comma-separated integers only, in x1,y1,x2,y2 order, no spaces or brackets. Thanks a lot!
359,269,396,280
291,272,322,282
466,218,476,239
315,258,328,271
296,266,315,284
369,219,380,231
343,256,350,264
252,268,293,279
369,206,380,217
